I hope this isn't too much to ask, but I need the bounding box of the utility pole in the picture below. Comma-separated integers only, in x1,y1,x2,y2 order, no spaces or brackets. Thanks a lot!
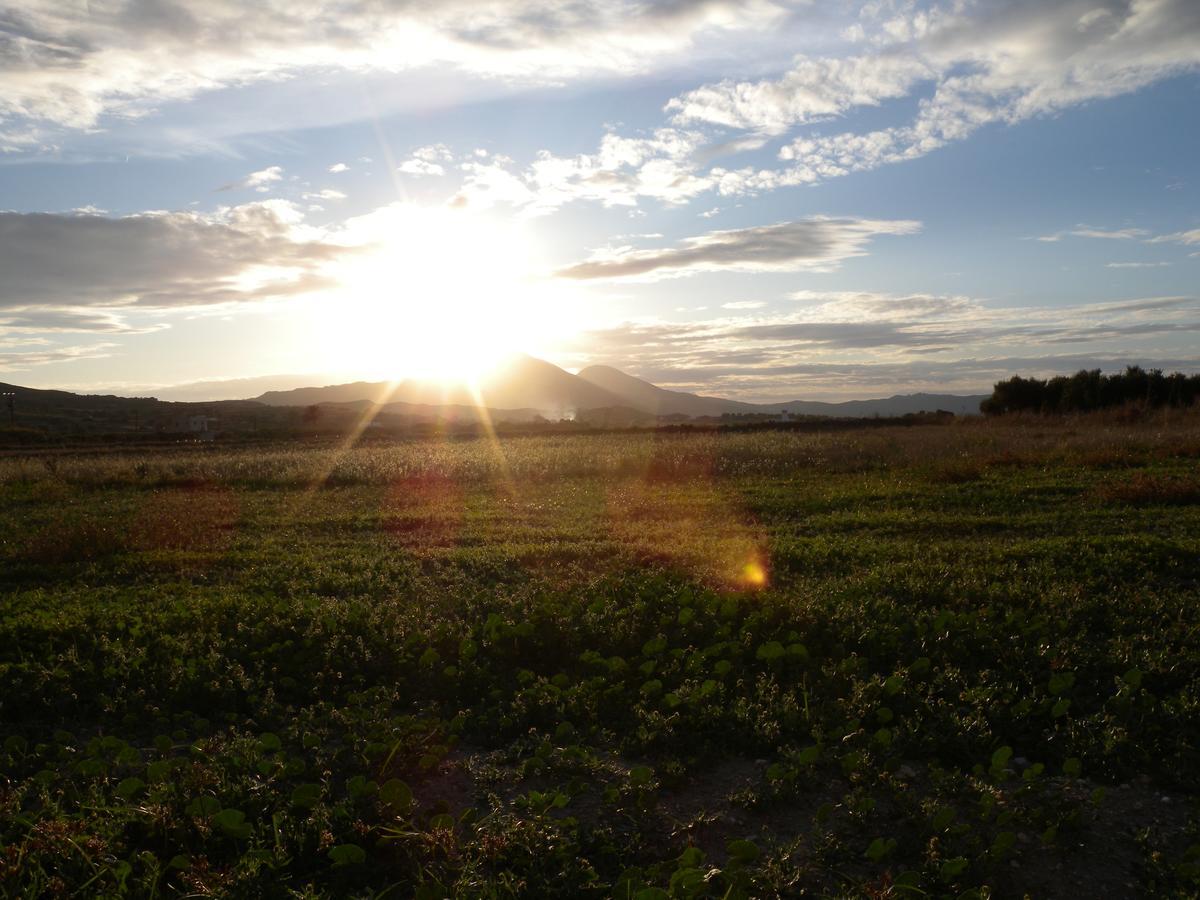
1,392,14,427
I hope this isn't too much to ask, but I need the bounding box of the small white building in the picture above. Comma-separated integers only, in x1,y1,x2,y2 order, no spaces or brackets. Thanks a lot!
176,415,220,439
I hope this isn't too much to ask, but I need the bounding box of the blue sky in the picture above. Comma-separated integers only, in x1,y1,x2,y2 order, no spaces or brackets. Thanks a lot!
1,0,1198,401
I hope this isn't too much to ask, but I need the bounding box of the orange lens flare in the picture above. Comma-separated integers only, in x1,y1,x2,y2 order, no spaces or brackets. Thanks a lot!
605,442,770,592
742,559,768,589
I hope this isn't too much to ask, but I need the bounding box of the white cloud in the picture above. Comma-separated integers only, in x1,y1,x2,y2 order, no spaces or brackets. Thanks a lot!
556,217,921,280
722,300,767,309
398,144,455,177
398,159,446,177
328,162,349,173
219,166,284,193
1106,261,1170,268
445,128,738,215
1071,226,1151,240
1036,224,1153,242
450,159,536,209
245,166,283,189
1148,228,1200,245
302,189,347,201
662,0,1200,191
668,54,935,134
0,1,787,140
414,144,453,162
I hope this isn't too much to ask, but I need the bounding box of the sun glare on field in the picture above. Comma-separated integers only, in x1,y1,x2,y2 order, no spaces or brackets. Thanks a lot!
311,204,573,384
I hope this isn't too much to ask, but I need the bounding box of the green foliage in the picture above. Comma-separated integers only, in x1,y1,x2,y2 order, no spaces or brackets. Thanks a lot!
327,843,366,866
982,365,1200,415
1,423,1199,896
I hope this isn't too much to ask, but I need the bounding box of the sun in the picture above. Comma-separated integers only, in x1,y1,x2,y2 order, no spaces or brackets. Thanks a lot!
309,204,572,384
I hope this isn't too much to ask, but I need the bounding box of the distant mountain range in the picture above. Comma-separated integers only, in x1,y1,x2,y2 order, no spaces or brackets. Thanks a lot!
252,355,987,419
0,356,986,437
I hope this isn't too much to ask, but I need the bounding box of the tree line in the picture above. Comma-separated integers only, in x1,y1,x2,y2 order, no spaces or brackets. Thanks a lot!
981,366,1200,415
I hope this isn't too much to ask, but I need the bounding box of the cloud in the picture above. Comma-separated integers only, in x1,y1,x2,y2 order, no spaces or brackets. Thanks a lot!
722,300,766,309
663,0,1200,190
1071,226,1152,241
1037,225,1153,241
789,290,983,321
328,162,349,173
450,159,536,208
728,320,969,349
0,308,164,334
1148,228,1200,246
1106,261,1170,268
0,1,787,142
446,128,716,214
0,202,343,320
217,166,284,193
398,159,447,177
0,342,118,373
669,54,935,134
556,217,921,280
565,290,1200,399
398,144,455,177
302,189,346,201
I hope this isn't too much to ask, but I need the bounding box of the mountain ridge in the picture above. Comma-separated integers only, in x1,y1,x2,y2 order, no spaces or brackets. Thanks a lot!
253,356,986,418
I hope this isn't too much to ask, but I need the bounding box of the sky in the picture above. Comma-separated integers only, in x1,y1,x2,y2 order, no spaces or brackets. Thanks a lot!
1,0,1198,402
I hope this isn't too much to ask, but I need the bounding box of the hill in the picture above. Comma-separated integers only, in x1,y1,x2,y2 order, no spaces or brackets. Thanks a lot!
257,359,986,419
776,392,987,418
257,355,625,418
576,365,761,416
2,357,987,440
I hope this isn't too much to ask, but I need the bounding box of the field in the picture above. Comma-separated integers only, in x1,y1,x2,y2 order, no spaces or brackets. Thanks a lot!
2,416,1200,898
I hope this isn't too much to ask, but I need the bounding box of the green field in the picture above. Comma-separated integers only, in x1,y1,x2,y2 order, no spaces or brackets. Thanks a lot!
2,418,1200,897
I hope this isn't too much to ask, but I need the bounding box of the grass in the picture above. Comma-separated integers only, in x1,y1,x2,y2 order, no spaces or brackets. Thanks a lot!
2,416,1199,897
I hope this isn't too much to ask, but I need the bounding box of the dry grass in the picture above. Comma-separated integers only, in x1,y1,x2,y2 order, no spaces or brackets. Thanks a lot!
1,409,1198,489
1096,472,1200,506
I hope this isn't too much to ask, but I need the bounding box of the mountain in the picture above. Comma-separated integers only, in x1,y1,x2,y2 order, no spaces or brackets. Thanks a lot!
776,393,987,418
149,374,331,402
1,363,987,440
576,365,761,416
257,355,625,418
256,381,398,407
0,380,271,435
578,366,985,417
315,398,546,424
253,358,987,419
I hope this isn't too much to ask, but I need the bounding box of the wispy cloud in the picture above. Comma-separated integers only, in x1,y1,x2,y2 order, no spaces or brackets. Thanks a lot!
0,342,119,372
1036,225,1152,242
302,189,346,201
565,291,1200,399
664,0,1200,193
1148,228,1200,246
0,1,787,144
217,166,284,193
556,217,921,280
